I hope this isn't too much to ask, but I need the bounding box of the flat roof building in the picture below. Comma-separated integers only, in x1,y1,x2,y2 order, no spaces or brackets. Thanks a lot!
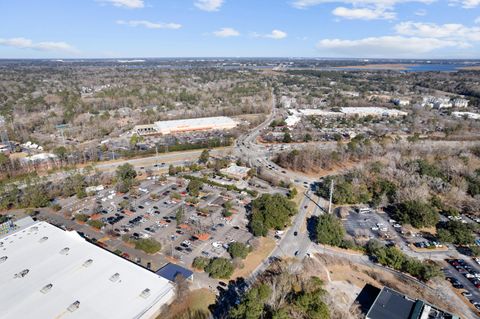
366,287,458,319
0,219,174,319
220,164,251,180
340,107,407,117
134,116,238,136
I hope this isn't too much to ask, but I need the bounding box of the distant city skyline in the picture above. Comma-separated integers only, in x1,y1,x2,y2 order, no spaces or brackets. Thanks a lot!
1,0,479,59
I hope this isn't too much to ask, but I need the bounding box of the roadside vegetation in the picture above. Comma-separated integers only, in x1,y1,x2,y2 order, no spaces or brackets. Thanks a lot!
249,193,297,236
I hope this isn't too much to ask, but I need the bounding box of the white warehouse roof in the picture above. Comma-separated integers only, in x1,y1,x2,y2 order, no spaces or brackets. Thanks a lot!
153,116,237,134
0,221,174,319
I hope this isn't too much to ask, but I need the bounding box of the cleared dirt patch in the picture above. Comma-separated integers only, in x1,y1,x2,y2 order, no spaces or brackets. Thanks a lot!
231,237,276,279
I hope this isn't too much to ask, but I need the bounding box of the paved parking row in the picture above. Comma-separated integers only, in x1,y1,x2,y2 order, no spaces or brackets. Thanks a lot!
444,259,480,314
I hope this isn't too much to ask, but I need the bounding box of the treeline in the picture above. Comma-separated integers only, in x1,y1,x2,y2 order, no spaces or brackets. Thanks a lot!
0,138,232,183
275,134,385,173
0,171,110,210
366,240,442,282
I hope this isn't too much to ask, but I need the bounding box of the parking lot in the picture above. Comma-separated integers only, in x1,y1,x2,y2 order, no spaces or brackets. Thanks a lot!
343,208,396,243
51,173,255,269
444,258,480,314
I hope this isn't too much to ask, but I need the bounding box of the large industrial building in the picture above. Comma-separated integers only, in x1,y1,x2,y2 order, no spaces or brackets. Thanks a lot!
134,116,238,136
0,218,174,319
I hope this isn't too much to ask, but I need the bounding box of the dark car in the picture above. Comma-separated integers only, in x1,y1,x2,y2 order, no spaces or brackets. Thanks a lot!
293,231,298,236
175,246,184,252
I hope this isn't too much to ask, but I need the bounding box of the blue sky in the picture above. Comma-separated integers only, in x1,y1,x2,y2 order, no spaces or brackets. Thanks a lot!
0,0,479,58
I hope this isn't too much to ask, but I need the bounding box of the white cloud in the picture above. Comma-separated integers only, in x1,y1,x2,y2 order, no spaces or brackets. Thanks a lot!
449,0,480,8
194,0,224,11
0,37,78,53
332,6,395,19
316,36,463,57
213,27,240,37
395,21,480,41
116,20,182,29
292,0,434,9
102,0,144,9
264,30,288,39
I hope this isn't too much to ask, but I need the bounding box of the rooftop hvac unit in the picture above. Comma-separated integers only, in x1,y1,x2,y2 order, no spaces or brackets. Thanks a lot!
67,301,80,312
59,247,70,255
0,256,7,263
30,226,39,232
140,288,151,299
38,236,48,243
40,284,53,294
109,273,120,282
82,259,93,268
14,269,29,278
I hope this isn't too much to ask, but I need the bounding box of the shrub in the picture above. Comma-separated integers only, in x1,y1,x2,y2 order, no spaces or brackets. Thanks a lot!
87,220,104,229
75,214,89,222
192,257,210,270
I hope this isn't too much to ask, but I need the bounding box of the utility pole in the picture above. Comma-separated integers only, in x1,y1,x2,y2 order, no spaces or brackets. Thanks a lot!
328,179,334,214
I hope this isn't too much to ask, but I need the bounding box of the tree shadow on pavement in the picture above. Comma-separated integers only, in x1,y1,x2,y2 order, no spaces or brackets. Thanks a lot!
209,277,248,319
307,215,319,243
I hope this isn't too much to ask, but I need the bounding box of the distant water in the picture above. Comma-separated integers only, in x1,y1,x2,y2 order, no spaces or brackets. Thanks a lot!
329,64,477,72
404,64,471,72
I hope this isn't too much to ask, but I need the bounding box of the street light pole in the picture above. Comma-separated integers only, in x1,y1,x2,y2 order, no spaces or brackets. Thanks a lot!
328,179,334,215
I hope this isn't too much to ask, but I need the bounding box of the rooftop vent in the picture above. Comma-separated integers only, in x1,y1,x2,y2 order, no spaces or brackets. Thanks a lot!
67,301,80,312
140,288,151,299
40,283,53,294
0,256,7,264
30,226,39,232
82,259,93,268
38,236,48,243
59,247,70,255
14,269,29,278
109,273,120,282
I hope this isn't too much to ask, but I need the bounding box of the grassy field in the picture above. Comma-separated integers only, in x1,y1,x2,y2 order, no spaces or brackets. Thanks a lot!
160,288,216,319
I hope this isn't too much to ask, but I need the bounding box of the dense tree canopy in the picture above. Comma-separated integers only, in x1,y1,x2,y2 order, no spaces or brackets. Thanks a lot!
315,214,345,247
205,258,234,279
437,220,476,245
250,194,297,236
393,200,439,228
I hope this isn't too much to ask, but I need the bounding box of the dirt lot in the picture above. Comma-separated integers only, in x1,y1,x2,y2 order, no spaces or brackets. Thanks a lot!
231,237,276,279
